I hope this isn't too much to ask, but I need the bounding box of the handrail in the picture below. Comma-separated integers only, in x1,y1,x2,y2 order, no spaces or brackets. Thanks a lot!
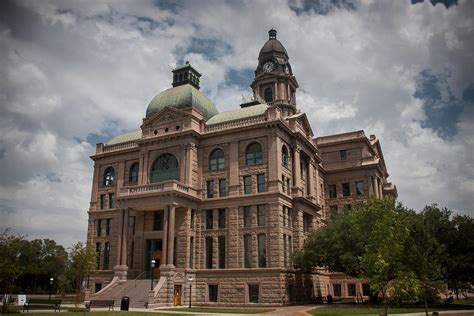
123,271,147,296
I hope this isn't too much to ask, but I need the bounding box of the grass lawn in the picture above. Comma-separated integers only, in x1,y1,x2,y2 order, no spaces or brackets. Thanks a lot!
160,307,274,314
4,313,188,316
309,305,474,315
454,298,474,305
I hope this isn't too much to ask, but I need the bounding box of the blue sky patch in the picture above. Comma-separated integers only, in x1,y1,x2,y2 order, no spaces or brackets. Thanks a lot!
183,37,232,61
225,68,254,89
414,70,464,139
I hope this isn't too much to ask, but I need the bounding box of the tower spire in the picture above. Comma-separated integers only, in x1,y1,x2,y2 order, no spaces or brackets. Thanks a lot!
269,28,277,39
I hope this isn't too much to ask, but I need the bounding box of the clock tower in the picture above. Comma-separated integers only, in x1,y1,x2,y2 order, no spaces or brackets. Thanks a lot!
251,29,299,117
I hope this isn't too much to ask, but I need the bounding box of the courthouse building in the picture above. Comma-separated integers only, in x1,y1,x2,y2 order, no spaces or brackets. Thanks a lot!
86,29,397,306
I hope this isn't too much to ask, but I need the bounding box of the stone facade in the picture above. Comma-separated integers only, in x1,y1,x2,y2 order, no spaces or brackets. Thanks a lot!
86,29,397,306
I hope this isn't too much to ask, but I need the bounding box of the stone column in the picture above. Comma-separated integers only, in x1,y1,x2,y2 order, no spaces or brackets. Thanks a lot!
228,142,239,196
267,134,281,192
138,153,145,185
120,209,129,266
308,160,316,198
168,205,176,267
116,209,125,267
186,144,195,186
274,82,278,101
227,206,239,269
161,208,169,267
292,146,302,196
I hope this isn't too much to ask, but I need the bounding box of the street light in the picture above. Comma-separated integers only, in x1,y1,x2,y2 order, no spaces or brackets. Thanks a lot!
188,277,193,309
49,278,54,301
150,259,155,291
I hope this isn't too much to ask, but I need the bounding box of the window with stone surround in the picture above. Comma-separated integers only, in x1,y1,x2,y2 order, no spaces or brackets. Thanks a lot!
329,184,337,198
282,145,289,167
150,153,178,183
190,209,196,230
245,142,262,165
108,193,114,209
153,211,164,231
258,234,266,268
264,87,273,103
208,284,218,302
342,182,351,196
129,162,139,183
97,219,102,236
340,149,347,160
287,208,292,228
356,181,364,196
243,206,252,227
206,210,213,230
248,284,259,303
205,237,213,269
206,180,214,198
219,178,226,197
282,175,286,192
106,218,111,236
209,149,225,170
218,209,226,229
218,236,225,269
189,237,194,268
300,159,307,179
303,212,312,233
99,194,105,209
348,283,356,296
244,234,252,268
257,174,266,193
103,167,115,186
257,205,266,226
333,284,342,297
362,283,370,296
286,178,291,194
103,242,110,270
244,176,252,194
95,242,101,269
283,234,287,267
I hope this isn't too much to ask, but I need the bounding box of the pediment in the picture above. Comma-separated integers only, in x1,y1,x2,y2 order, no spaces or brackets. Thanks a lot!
288,112,314,137
143,106,191,125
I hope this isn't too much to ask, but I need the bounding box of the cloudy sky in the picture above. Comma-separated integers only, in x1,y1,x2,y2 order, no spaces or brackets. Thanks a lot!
0,0,473,247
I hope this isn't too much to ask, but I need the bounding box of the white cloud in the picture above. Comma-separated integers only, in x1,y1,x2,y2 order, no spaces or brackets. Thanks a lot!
0,0,473,247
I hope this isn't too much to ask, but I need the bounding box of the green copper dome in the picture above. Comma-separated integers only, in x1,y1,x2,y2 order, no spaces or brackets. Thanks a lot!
146,84,219,120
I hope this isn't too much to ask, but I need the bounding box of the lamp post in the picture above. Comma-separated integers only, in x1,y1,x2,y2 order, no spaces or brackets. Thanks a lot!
188,277,193,309
150,259,155,291
49,278,54,301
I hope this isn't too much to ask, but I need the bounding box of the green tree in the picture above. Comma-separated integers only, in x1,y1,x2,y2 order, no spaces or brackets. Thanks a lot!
0,230,24,313
67,242,96,294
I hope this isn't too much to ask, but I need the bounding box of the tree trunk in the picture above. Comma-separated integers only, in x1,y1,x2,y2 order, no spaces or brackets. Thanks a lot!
424,293,428,316
382,290,388,316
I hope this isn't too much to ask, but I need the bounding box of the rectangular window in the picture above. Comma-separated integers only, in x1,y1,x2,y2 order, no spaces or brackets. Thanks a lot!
283,234,287,267
207,180,214,198
206,237,213,269
103,242,110,270
329,184,337,198
342,182,351,196
282,207,286,227
333,284,342,297
189,237,194,268
190,209,195,229
218,236,225,269
356,181,364,196
106,218,111,236
206,210,213,230
219,179,226,197
248,285,259,303
218,209,226,229
208,285,218,302
288,236,293,266
287,208,292,228
257,205,266,226
95,242,101,269
340,150,347,160
257,174,266,193
153,211,164,231
99,194,105,209
243,206,252,227
244,176,252,194
286,178,290,194
244,234,252,268
348,283,356,297
362,283,370,296
300,161,307,179
108,193,114,209
97,219,102,237
303,213,312,233
282,175,286,192
258,234,266,268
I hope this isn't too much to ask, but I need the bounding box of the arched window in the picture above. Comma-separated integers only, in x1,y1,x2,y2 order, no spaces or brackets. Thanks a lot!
150,154,179,183
129,163,139,183
103,167,115,186
282,145,289,167
209,149,225,170
264,87,273,102
246,142,263,165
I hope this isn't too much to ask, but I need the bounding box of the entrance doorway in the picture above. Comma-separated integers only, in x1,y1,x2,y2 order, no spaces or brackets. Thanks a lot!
173,285,182,306
144,239,162,278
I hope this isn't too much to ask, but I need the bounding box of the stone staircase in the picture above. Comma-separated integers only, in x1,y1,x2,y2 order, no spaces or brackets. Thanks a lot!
91,279,156,308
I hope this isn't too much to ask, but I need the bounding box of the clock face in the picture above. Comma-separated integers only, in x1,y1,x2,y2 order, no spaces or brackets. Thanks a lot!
263,61,274,73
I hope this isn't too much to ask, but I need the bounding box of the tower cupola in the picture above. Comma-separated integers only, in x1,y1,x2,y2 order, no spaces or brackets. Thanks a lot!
172,61,201,89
